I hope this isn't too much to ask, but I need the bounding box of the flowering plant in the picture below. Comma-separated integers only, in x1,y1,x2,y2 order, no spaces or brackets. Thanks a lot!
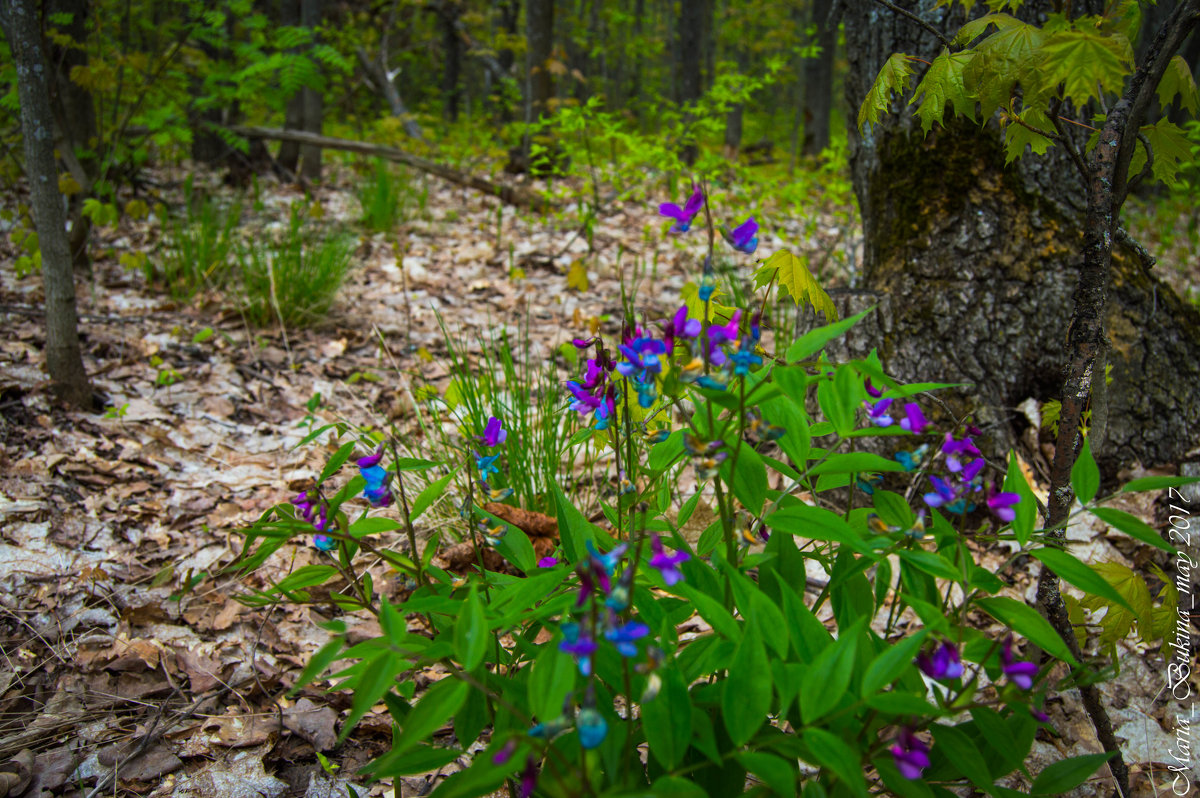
228,185,1185,798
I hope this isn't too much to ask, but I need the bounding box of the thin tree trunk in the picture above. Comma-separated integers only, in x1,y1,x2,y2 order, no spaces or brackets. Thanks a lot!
298,0,323,181
46,0,97,270
1,0,93,408
277,0,302,172
677,0,702,164
802,0,836,155
439,0,463,121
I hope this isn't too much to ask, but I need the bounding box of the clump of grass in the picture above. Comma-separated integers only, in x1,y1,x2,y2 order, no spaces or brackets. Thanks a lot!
357,159,418,233
158,176,242,299
237,204,356,328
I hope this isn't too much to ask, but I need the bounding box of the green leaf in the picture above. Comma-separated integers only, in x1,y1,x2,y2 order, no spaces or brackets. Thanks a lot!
809,452,908,475
320,441,358,483
737,752,796,797
289,638,344,696
767,504,875,556
723,622,771,746
1157,55,1200,115
550,478,594,561
1003,105,1055,163
859,53,915,130
1090,506,1176,553
1003,452,1038,546
1121,475,1200,493
1079,561,1154,645
862,631,927,696
800,619,862,723
803,728,869,798
274,565,339,594
896,549,964,582
1030,752,1115,794
931,723,992,788
340,651,402,742
910,48,977,133
976,596,1077,665
1070,438,1101,505
368,744,461,778
454,587,489,671
866,692,940,716
758,250,838,320
528,644,576,722
1141,120,1194,187
1040,28,1133,109
674,583,741,640
1030,548,1132,612
786,309,874,364
962,16,1044,118
649,776,709,798
722,441,767,515
390,676,469,757
681,281,737,323
411,472,455,522
642,667,692,771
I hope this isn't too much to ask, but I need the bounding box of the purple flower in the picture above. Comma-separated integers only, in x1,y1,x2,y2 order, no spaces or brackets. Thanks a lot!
605,620,650,657
492,738,517,765
519,756,538,798
313,534,336,552
724,217,759,254
899,403,930,434
891,728,931,780
480,416,507,448
559,622,598,676
923,475,960,509
916,640,964,680
1030,707,1051,723
649,535,690,586
537,556,559,568
865,378,885,398
960,457,985,482
987,485,1021,523
865,398,895,427
659,185,704,233
661,305,701,354
357,446,385,468
1001,635,1038,690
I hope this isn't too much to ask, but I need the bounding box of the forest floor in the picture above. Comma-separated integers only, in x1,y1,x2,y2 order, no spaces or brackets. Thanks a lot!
0,165,1194,798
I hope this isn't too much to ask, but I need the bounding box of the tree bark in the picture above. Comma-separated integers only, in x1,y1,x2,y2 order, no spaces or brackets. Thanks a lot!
298,0,324,181
801,0,836,155
46,0,97,269
840,0,1200,477
677,0,702,164
438,0,463,121
277,0,303,173
1,0,93,408
517,0,556,175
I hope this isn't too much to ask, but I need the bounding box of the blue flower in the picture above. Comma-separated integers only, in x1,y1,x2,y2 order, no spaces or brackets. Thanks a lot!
577,708,608,749
724,217,759,254
476,453,500,481
605,620,650,657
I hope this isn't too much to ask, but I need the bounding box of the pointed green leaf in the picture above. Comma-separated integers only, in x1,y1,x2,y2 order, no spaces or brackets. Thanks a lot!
862,630,927,695
410,471,456,522
1142,120,1194,187
454,586,489,671
800,619,862,723
859,53,916,130
1157,55,1199,115
391,676,468,756
642,666,692,771
911,48,977,133
1030,752,1115,794
803,728,869,798
1040,28,1133,108
1003,452,1038,546
723,622,771,746
976,596,1077,664
1030,548,1132,612
759,249,838,321
1091,506,1176,553
931,723,992,788
786,307,874,363
1070,437,1100,505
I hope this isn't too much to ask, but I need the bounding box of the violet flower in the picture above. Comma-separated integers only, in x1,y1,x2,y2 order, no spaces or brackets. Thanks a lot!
987,485,1021,523
659,185,704,233
480,416,507,448
519,756,538,798
358,447,392,507
605,620,650,657
960,457,985,482
1001,635,1038,690
648,535,690,586
492,739,517,765
916,640,964,680
559,622,598,676
661,305,701,354
865,398,895,427
923,475,960,509
537,556,559,568
865,378,885,398
724,217,759,254
891,728,931,780
899,402,930,434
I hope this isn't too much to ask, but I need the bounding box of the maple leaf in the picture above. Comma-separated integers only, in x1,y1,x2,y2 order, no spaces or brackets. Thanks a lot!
1002,106,1055,163
566,260,589,292
910,48,977,133
1141,120,1194,187
1157,55,1200,115
858,53,914,131
1079,561,1153,646
961,15,1045,118
756,250,838,322
1039,28,1133,109
680,282,737,324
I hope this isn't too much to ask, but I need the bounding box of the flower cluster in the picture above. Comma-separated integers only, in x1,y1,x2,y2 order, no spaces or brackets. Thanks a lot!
474,416,512,500
292,490,333,550
659,185,759,255
357,447,393,508
565,340,617,429
863,379,931,434
921,430,1020,520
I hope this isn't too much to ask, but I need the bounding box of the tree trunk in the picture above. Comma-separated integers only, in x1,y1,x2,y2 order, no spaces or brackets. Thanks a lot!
839,0,1200,476
277,0,302,173
801,0,835,155
1,0,93,408
298,0,324,181
516,0,556,175
439,0,463,122
46,0,97,270
677,0,702,164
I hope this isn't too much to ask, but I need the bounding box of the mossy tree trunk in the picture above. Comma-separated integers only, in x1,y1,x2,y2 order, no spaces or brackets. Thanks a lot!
840,0,1200,476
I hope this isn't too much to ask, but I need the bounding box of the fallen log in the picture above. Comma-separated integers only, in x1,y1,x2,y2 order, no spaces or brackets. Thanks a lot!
230,126,552,212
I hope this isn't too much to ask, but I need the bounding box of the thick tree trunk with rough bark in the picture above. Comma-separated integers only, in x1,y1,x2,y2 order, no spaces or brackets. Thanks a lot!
1,0,93,408
838,0,1200,476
